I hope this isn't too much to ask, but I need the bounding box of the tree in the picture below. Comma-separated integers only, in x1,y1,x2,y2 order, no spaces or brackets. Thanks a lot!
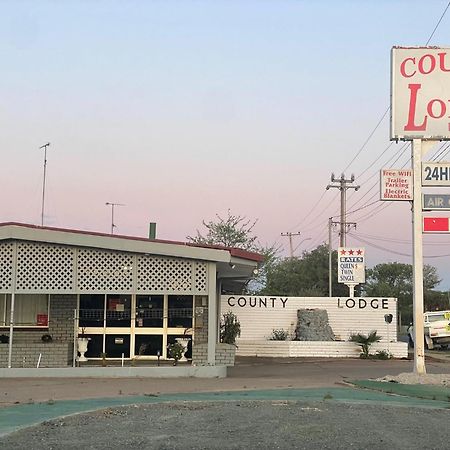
187,210,259,250
187,210,278,292
260,244,350,297
424,289,450,312
363,262,441,324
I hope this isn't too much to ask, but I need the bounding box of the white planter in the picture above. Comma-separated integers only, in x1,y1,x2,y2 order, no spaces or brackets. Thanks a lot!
77,337,90,362
175,337,190,362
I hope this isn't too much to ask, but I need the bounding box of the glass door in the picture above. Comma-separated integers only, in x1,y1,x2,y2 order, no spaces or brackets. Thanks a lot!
79,294,132,359
134,295,164,358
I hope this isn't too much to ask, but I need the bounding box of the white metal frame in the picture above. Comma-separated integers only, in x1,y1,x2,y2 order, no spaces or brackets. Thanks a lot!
77,293,194,360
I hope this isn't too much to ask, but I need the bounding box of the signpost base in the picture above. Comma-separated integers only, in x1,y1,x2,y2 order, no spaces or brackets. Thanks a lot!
345,283,357,297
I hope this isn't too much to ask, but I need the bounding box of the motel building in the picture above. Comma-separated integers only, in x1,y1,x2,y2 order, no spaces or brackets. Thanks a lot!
0,223,262,374
0,223,408,376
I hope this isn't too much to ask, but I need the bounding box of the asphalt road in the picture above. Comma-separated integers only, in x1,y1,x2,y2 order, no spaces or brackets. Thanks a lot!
3,356,450,406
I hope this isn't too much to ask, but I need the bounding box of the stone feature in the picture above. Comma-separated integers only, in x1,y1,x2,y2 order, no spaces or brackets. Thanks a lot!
295,309,335,341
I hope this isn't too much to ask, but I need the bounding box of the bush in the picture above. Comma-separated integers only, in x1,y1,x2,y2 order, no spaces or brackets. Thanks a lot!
167,342,184,365
269,329,289,341
374,350,392,360
349,330,381,358
220,311,241,345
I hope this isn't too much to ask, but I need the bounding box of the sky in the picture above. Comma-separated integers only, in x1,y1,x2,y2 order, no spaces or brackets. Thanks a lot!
1,1,450,289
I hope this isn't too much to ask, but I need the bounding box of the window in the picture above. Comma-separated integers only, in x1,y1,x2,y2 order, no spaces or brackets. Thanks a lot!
0,294,49,327
168,295,193,328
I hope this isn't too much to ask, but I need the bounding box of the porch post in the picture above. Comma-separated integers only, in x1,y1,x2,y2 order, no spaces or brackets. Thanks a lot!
207,263,217,365
7,292,15,368
7,242,17,369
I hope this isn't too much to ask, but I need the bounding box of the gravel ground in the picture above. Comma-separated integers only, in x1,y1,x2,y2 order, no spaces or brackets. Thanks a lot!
377,373,450,386
2,400,450,450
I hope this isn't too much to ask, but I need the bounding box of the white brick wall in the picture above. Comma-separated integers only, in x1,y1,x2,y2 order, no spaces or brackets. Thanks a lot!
236,340,408,359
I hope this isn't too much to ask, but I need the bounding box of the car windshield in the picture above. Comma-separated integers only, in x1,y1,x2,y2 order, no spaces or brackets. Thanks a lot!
427,314,447,322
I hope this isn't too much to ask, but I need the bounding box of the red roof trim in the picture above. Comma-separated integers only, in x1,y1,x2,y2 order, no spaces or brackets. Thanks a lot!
0,222,264,263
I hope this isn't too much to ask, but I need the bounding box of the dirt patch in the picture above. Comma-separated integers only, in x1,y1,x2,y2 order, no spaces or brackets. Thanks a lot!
2,401,450,449
377,373,450,386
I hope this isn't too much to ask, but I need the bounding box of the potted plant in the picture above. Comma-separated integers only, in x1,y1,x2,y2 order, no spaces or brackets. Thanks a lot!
175,327,192,362
167,342,184,366
77,327,90,362
220,311,241,345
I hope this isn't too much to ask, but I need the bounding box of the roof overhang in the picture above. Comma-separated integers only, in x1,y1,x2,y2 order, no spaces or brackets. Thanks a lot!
0,223,263,272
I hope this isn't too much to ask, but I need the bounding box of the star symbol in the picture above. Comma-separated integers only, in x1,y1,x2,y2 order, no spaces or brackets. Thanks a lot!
356,249,363,255
348,249,354,255
340,249,346,255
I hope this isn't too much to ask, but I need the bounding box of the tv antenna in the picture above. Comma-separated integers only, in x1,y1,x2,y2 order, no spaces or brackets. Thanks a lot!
39,142,51,226
105,202,125,234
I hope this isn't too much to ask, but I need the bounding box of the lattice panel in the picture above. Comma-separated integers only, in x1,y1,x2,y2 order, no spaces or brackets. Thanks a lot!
0,242,14,291
15,242,75,292
137,256,193,292
77,249,134,292
195,262,207,293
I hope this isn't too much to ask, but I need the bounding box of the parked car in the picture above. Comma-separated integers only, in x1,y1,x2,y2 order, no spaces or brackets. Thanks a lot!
408,310,450,350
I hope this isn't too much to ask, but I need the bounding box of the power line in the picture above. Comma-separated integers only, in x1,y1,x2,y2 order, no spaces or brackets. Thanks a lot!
287,190,328,232
425,1,450,45
284,1,450,250
341,106,390,174
349,232,450,259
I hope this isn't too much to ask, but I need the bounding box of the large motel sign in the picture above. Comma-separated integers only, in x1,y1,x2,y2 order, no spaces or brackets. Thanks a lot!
391,47,450,374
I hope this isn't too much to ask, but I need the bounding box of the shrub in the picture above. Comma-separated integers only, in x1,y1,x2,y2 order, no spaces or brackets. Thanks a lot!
374,350,393,360
167,342,184,365
269,329,289,341
349,330,381,358
220,311,241,345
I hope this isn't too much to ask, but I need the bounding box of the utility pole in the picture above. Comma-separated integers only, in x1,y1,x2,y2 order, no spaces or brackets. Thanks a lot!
105,202,125,234
326,173,359,246
328,218,339,297
39,142,51,227
280,232,302,258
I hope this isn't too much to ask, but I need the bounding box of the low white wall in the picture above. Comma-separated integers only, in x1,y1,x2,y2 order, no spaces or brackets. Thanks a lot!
221,296,399,343
236,340,408,359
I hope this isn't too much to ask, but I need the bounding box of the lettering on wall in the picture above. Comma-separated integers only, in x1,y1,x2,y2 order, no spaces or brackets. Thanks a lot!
337,298,389,310
227,297,288,308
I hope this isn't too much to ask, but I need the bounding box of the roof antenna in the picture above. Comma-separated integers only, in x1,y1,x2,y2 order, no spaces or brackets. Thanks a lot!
39,143,51,227
105,202,125,234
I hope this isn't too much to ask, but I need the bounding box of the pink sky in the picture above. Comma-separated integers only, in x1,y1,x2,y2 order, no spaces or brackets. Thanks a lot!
2,1,450,289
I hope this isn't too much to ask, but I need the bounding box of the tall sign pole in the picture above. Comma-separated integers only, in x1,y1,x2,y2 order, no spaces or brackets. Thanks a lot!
412,139,426,374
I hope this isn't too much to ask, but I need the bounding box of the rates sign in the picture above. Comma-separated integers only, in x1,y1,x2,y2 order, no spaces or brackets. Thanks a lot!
337,247,365,284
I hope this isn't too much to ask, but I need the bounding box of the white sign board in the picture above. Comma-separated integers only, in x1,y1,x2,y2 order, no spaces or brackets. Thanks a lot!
391,47,450,140
422,162,450,186
337,247,365,284
380,168,413,200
